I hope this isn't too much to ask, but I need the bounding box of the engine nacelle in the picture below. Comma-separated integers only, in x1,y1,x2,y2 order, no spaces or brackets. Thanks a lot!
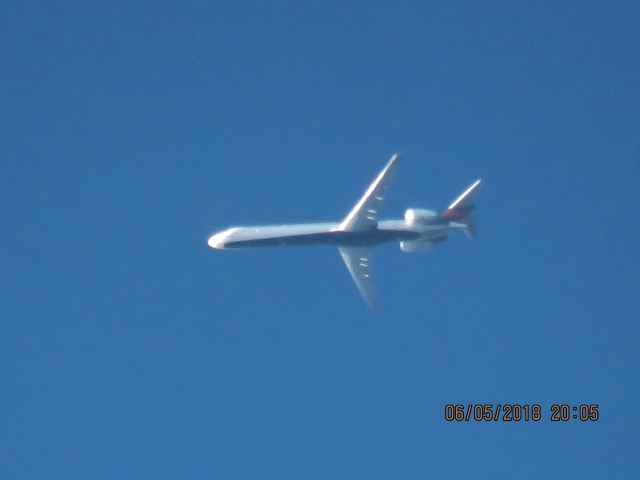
404,208,440,226
399,240,434,252
399,235,447,253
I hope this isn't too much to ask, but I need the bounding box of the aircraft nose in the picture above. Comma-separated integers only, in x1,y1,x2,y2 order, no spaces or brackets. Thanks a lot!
207,231,227,249
207,228,239,249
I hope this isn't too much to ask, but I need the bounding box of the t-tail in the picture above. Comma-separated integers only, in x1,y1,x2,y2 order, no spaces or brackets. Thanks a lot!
442,179,482,239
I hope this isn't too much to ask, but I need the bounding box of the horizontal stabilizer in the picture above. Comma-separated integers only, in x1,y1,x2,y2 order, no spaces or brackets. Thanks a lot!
463,216,477,239
443,179,482,220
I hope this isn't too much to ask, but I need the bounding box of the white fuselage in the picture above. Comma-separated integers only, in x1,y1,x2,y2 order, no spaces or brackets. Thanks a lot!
206,152,481,307
207,217,467,250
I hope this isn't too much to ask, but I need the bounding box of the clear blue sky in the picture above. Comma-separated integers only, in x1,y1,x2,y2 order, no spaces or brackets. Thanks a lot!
2,1,639,478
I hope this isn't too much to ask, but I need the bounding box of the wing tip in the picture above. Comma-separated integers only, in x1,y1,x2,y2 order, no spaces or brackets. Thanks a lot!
365,297,379,311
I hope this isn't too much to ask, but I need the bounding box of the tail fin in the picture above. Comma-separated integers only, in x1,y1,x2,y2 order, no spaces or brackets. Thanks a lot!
442,179,482,238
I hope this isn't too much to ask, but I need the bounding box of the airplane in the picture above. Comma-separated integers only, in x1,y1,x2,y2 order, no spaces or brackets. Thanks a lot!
207,153,482,309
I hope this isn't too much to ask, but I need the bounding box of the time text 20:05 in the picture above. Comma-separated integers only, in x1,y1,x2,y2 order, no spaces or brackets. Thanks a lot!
444,404,599,422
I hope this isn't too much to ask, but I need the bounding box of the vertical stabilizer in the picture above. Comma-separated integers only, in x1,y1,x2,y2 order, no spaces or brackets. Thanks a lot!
443,179,482,238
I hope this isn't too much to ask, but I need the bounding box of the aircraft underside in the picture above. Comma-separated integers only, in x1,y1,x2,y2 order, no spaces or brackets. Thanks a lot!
207,152,482,308
222,227,420,248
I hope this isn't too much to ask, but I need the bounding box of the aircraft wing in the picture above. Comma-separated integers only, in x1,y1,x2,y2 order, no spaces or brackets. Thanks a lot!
338,246,376,309
338,153,400,232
